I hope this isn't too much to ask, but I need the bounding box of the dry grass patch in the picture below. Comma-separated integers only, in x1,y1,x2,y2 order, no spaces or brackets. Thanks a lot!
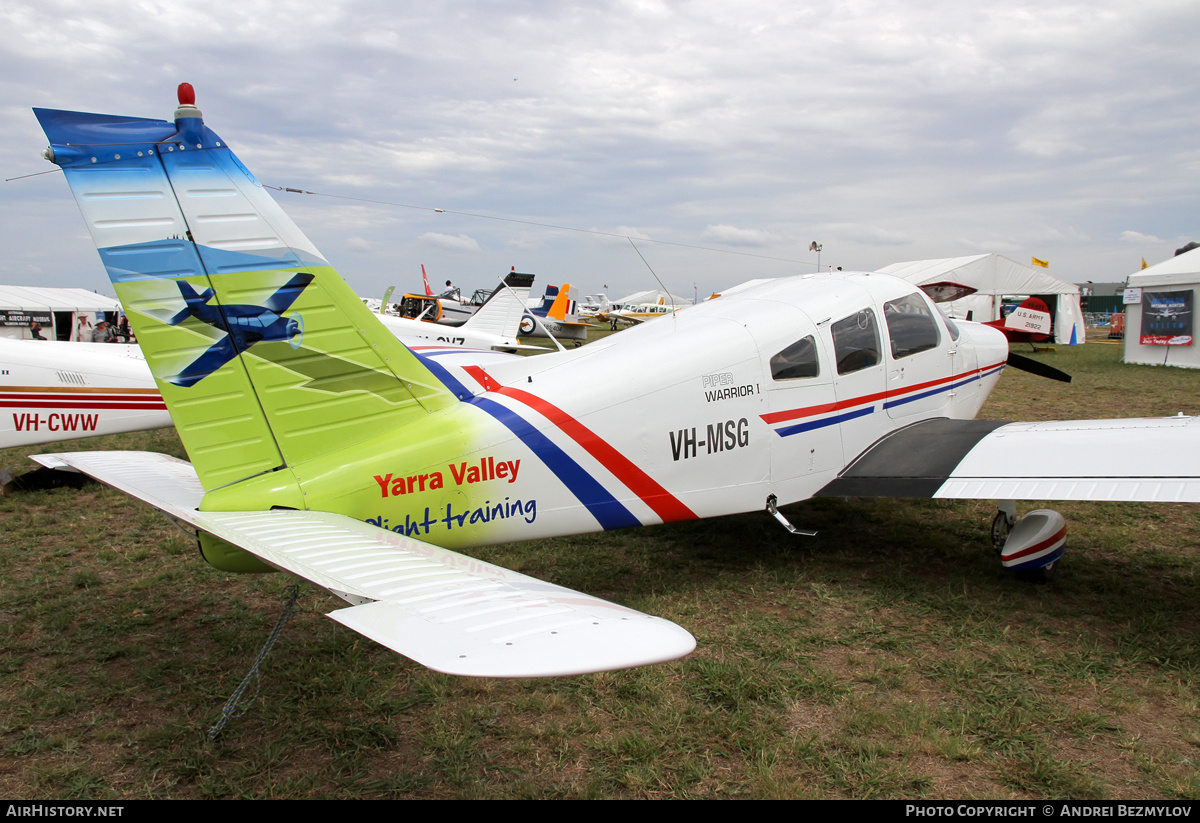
3,342,1200,797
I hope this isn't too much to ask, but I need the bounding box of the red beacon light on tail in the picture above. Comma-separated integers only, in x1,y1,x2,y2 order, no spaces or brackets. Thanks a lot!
173,82,202,125
169,82,208,148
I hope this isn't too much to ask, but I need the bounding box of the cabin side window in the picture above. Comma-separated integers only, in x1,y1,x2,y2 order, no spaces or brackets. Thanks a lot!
883,293,941,359
831,309,882,374
770,335,820,380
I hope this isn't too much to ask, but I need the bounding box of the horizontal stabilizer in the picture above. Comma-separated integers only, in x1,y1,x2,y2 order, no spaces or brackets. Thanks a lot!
330,592,694,678
31,451,695,677
31,451,204,513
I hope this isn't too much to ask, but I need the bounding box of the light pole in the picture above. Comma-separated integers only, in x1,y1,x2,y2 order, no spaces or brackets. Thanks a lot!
809,241,823,272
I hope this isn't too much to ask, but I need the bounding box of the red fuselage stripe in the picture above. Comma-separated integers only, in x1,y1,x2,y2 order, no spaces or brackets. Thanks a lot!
462,366,697,523
1,391,166,410
761,360,1007,425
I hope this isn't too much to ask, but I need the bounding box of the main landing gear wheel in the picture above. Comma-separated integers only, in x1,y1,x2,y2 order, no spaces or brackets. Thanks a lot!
1015,562,1055,585
991,510,1011,555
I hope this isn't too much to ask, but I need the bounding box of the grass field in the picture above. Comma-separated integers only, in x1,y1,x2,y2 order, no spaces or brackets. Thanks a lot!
2,334,1199,799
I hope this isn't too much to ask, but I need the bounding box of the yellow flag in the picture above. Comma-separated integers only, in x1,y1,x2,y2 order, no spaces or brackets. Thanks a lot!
1141,257,1149,269
1032,257,1049,268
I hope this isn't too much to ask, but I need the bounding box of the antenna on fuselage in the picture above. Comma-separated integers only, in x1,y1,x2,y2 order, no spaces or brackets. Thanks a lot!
627,239,677,324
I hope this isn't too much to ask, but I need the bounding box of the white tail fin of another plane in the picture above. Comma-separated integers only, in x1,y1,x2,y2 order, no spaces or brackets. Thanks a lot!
460,272,535,339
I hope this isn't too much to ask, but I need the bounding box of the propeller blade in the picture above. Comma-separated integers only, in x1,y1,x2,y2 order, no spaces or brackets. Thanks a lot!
1007,352,1072,383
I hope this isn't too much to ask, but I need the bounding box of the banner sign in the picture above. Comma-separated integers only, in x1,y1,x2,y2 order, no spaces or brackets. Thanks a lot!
0,309,52,328
1140,290,1193,346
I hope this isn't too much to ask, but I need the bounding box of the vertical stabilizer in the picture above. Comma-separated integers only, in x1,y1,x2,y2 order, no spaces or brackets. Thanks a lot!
536,285,561,314
547,283,573,321
36,88,456,491
461,272,535,338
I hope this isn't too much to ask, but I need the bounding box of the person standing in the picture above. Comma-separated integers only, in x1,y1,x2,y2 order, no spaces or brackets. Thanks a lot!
92,319,114,343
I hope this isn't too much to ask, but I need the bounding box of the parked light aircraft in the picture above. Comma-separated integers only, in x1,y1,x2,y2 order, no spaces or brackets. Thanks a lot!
595,297,682,330
376,272,535,351
578,293,612,319
410,264,479,326
0,269,526,450
1,338,170,448
29,87,1200,678
520,284,590,345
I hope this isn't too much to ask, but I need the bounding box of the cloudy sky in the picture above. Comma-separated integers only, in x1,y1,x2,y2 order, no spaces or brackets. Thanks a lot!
1,0,1196,302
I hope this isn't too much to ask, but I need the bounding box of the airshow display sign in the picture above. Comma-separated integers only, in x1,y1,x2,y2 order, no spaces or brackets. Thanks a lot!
1140,291,1193,346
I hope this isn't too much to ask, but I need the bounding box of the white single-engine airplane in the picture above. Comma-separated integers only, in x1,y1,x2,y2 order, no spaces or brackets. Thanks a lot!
376,271,535,351
28,86,1200,679
1,337,171,448
520,283,590,344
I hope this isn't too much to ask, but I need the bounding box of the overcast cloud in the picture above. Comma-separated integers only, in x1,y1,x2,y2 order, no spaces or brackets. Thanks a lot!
1,0,1196,300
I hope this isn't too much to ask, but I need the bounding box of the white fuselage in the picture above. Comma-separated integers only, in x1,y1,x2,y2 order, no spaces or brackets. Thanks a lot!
357,272,1011,548
375,312,521,350
0,339,171,448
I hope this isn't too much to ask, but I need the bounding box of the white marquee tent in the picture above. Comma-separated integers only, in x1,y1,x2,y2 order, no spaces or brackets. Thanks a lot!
613,289,694,308
1122,247,1200,369
0,286,121,340
876,254,1085,345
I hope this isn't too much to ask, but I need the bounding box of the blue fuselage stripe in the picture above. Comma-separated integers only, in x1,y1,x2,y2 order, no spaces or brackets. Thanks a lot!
411,351,475,401
469,396,641,531
882,374,980,410
774,405,875,437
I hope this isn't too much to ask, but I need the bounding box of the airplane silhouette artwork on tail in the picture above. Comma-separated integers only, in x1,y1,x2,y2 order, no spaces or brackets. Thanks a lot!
165,273,312,387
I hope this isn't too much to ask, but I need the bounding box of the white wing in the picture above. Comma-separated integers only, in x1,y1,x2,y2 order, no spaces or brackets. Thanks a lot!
32,451,695,677
818,416,1200,503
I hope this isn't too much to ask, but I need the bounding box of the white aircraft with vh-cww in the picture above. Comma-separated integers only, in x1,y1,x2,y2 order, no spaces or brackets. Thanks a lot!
0,338,170,449
28,86,1200,678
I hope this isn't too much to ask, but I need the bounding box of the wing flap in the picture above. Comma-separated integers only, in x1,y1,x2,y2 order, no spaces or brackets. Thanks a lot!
31,450,696,677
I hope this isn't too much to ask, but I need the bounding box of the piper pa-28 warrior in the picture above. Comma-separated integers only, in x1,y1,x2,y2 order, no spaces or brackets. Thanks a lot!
29,86,1200,678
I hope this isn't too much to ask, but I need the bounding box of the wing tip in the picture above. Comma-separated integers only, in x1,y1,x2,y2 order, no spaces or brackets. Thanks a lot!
330,601,695,678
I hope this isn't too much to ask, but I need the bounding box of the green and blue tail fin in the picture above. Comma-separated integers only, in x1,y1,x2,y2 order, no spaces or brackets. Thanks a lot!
36,86,457,490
